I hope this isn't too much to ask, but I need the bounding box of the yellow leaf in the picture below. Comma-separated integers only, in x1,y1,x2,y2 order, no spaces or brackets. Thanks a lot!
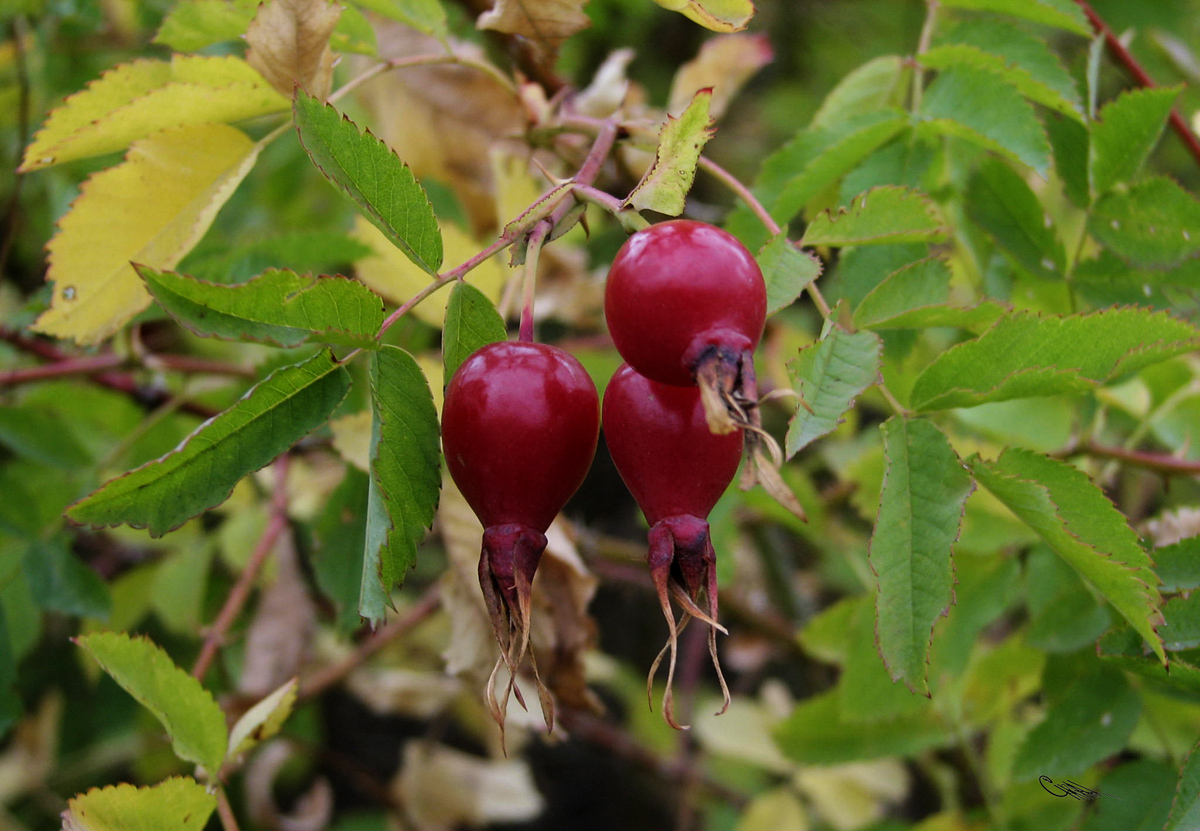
669,33,772,119
476,0,590,52
353,216,508,329
245,0,341,99
329,410,372,472
735,787,810,831
33,123,261,345
20,55,287,172
652,0,754,32
623,88,715,216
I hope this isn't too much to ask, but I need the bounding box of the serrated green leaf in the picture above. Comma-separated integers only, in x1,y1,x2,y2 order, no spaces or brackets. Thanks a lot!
138,266,384,348
293,89,442,276
801,186,948,247
937,0,1090,35
967,157,1066,280
970,448,1164,662
910,308,1200,411
228,678,297,759
1011,663,1140,781
313,468,369,632
1090,87,1181,197
1154,537,1200,592
853,257,949,327
1089,177,1200,268
1098,627,1200,695
154,0,257,51
624,89,714,216
773,689,952,764
1047,113,1090,208
763,110,909,229
1164,739,1200,831
76,633,228,773
918,65,1051,175
922,18,1084,120
19,56,286,172
1162,593,1200,651
811,55,909,129
756,231,822,315
62,777,217,831
359,346,441,627
1025,546,1111,653
830,243,929,308
24,537,111,620
838,130,935,206
442,281,507,382
839,595,932,721
68,351,351,536
786,317,881,457
870,417,973,695
349,0,446,39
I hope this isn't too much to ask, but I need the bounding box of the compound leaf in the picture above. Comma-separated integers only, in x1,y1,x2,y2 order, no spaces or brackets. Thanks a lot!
971,449,1164,663
76,632,228,774
68,351,351,536
61,777,217,831
756,231,822,315
1088,176,1200,268
19,55,285,171
801,186,948,247
918,65,1051,176
786,317,881,457
138,265,384,348
936,0,1090,36
1090,86,1181,198
442,281,506,382
910,307,1200,411
294,88,442,276
32,123,260,345
625,89,714,216
870,417,973,695
359,346,441,626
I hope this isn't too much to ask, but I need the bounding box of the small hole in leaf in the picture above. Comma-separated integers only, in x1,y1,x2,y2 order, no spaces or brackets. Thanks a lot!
63,286,77,300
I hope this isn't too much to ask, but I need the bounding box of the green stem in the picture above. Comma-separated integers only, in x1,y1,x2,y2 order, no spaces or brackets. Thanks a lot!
912,0,940,112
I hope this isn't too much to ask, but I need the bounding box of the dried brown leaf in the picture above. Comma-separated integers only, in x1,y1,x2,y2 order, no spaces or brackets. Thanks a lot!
238,532,317,698
246,0,340,99
476,0,590,54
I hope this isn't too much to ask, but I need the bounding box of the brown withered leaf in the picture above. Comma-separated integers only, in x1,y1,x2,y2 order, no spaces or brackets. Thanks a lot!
477,0,590,54
238,531,317,698
668,32,773,119
246,0,340,99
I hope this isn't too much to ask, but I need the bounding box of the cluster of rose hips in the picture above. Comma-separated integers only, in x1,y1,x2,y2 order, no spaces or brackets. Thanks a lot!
441,219,767,733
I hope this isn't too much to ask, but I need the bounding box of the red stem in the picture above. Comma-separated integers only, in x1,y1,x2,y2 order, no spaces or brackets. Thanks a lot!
1074,0,1200,168
1082,442,1200,476
2,354,124,385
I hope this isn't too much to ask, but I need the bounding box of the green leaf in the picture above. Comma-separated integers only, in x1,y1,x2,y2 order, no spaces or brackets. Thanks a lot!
922,18,1084,120
228,678,297,759
970,448,1165,663
1088,177,1200,268
1090,86,1181,197
624,89,714,216
838,131,935,206
1098,627,1200,695
936,0,1090,35
138,266,384,348
910,308,1200,411
773,689,952,764
1011,663,1140,780
785,317,881,457
966,157,1066,280
801,186,948,247
359,346,441,627
1046,113,1090,208
811,55,909,129
76,632,228,773
756,231,823,315
1164,739,1200,831
1162,593,1200,651
312,468,370,633
1025,546,1111,653
154,0,256,51
61,777,217,831
180,230,373,283
839,595,931,721
293,88,442,276
1154,537,1200,592
852,257,1008,331
761,110,909,229
652,0,753,33
918,65,1051,176
870,418,973,695
68,351,351,536
24,537,111,620
0,406,92,468
442,281,507,383
349,0,446,39
1083,760,1177,831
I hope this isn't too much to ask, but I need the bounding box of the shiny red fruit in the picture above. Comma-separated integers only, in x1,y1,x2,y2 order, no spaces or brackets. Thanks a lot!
442,341,600,532
604,219,767,387
602,363,743,526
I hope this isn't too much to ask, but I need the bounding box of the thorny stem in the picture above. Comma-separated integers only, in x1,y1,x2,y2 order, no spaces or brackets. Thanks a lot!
1074,0,1200,169
298,587,442,700
192,456,292,683
519,221,551,342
